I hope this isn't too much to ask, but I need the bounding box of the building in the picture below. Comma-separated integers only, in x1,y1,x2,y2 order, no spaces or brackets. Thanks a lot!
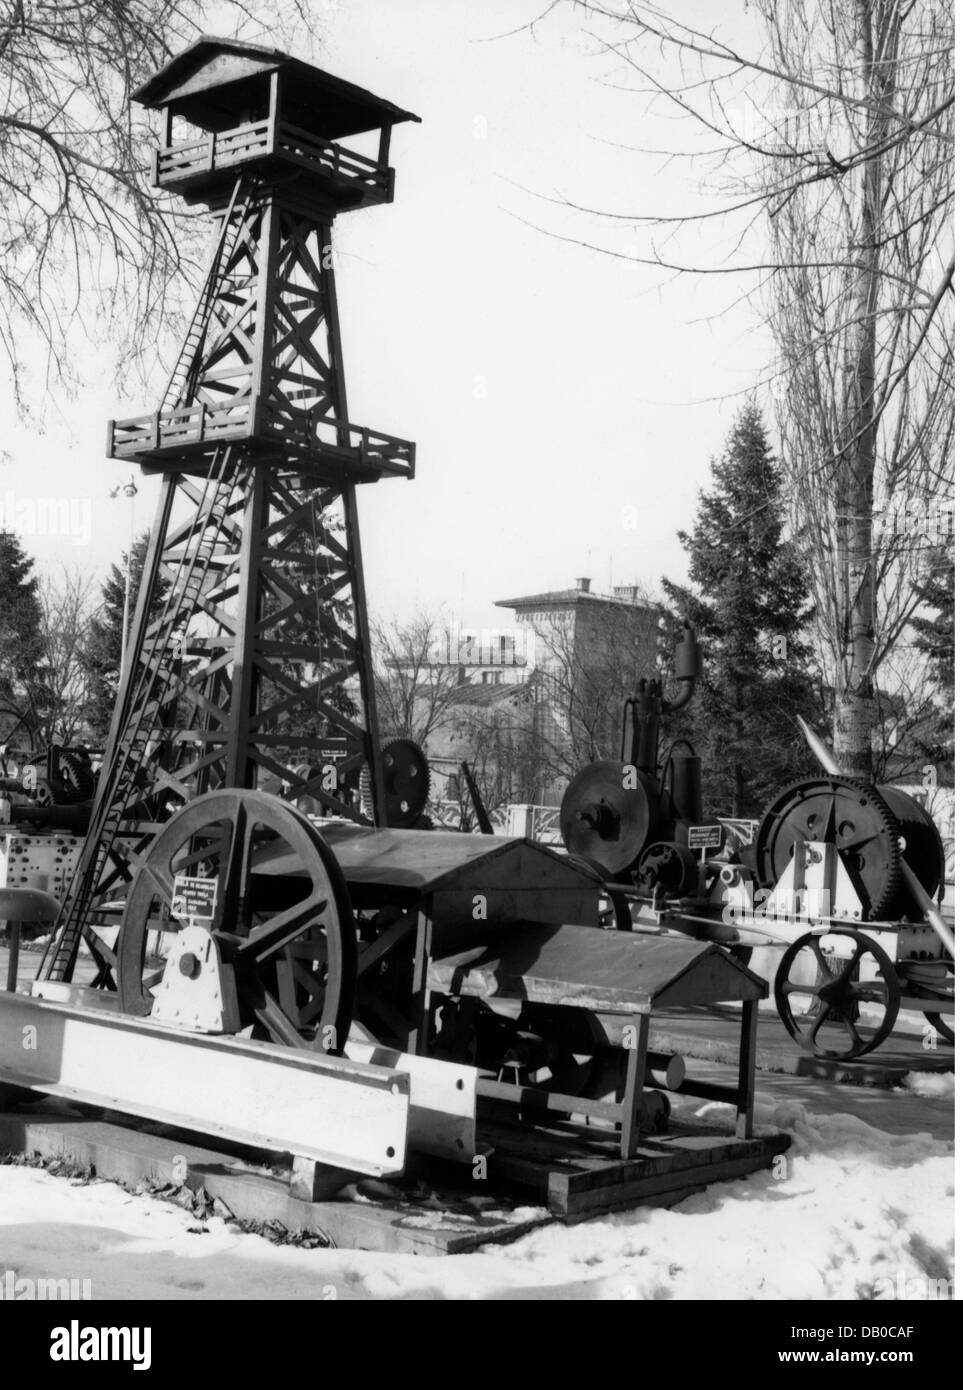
413,578,660,809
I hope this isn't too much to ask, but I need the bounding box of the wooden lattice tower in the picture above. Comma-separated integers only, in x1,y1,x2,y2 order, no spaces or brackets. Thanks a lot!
43,40,419,982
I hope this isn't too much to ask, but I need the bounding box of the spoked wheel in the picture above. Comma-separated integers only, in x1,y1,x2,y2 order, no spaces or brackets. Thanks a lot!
775,928,900,1059
117,790,357,1054
924,1012,954,1044
906,960,954,1045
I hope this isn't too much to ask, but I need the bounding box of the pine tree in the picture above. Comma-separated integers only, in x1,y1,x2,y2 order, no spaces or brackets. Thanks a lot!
909,537,954,773
0,531,44,744
661,404,824,817
80,532,164,741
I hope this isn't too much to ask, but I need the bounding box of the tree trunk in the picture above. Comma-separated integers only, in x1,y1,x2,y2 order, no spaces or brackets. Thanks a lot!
832,0,896,779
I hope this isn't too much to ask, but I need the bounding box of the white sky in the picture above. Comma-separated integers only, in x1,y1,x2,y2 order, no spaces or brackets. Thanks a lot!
0,0,770,635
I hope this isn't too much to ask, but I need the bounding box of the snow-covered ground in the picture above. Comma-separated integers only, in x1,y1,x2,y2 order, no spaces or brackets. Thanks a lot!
0,1092,953,1300
898,1071,955,1100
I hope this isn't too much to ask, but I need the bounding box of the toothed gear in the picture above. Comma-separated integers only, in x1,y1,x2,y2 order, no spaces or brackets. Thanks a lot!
754,775,902,922
26,747,95,805
359,739,431,827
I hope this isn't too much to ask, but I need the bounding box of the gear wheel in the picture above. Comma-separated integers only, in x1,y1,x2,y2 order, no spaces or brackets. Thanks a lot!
754,775,902,921
26,747,95,805
359,739,431,827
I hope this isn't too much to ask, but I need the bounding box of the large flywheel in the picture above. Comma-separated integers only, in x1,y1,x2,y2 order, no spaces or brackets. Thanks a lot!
116,790,357,1053
560,760,661,876
754,776,904,921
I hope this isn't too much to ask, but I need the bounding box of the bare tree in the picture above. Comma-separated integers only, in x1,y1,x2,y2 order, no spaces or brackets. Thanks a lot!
452,687,547,813
29,567,100,747
761,0,953,776
520,1,953,777
0,1,322,403
371,612,465,747
526,596,659,785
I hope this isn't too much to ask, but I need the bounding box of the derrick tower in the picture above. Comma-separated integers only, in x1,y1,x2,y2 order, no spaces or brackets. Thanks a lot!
43,39,419,981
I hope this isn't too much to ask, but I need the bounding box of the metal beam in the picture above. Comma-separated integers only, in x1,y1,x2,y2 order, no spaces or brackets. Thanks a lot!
0,991,409,1177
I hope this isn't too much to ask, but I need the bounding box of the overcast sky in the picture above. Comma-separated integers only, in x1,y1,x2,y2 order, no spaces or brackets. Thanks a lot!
0,0,770,635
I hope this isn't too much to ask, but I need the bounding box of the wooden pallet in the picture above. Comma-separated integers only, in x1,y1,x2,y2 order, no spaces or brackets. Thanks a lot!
480,1116,791,1218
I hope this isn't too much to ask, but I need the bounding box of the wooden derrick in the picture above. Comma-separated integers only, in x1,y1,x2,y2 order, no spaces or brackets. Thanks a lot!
41,42,419,982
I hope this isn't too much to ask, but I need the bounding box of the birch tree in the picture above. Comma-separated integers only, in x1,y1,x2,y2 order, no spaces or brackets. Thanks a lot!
527,0,953,776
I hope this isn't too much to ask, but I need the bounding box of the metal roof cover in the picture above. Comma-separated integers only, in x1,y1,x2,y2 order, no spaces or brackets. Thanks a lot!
133,37,421,139
252,827,604,929
255,825,597,893
430,926,768,1014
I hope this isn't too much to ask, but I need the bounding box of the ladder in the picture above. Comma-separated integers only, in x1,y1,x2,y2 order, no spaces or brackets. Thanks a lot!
41,454,239,982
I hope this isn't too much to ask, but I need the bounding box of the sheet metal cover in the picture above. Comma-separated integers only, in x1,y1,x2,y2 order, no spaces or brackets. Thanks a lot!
430,925,767,1012
254,826,603,895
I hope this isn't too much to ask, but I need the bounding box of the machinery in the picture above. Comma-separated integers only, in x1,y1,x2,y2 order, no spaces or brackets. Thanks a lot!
559,633,954,1062
0,40,788,1230
0,744,96,832
560,621,724,901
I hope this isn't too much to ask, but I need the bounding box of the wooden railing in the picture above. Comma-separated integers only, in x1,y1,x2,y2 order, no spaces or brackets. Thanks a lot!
110,401,256,456
275,121,390,196
259,402,415,476
108,401,414,477
153,118,391,200
155,120,272,182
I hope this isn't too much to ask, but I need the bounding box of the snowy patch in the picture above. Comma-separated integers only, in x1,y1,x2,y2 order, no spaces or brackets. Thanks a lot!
897,1071,954,1101
0,1100,953,1301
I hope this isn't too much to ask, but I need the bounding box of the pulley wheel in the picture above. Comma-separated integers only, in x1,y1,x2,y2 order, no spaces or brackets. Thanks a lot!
561,760,659,875
774,928,900,1059
755,776,902,921
117,789,357,1054
637,841,699,898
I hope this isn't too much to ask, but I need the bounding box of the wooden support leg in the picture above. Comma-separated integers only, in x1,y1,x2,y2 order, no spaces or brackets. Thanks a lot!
620,1011,650,1161
289,1156,353,1203
408,909,434,1056
5,921,20,993
736,999,758,1139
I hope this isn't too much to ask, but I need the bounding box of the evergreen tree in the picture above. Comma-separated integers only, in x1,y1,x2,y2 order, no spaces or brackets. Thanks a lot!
80,532,164,741
909,537,954,773
0,531,44,745
661,404,824,817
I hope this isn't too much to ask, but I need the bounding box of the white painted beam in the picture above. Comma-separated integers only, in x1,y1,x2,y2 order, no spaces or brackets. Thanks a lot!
0,991,408,1177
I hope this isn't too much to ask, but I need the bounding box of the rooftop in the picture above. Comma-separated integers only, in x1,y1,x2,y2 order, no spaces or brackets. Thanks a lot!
133,37,421,139
495,579,653,611
412,680,530,708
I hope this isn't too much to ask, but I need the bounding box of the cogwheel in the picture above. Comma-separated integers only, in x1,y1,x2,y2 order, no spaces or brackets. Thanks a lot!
360,740,431,827
27,747,95,805
754,775,902,921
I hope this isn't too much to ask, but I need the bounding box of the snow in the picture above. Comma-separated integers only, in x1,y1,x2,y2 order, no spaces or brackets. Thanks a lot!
0,1098,953,1300
897,1070,955,1100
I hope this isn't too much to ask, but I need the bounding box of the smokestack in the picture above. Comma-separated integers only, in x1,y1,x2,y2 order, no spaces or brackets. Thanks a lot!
575,577,591,593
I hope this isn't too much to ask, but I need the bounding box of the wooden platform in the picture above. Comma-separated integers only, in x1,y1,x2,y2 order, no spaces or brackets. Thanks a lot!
0,1101,546,1256
480,1117,791,1218
0,1098,789,1252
